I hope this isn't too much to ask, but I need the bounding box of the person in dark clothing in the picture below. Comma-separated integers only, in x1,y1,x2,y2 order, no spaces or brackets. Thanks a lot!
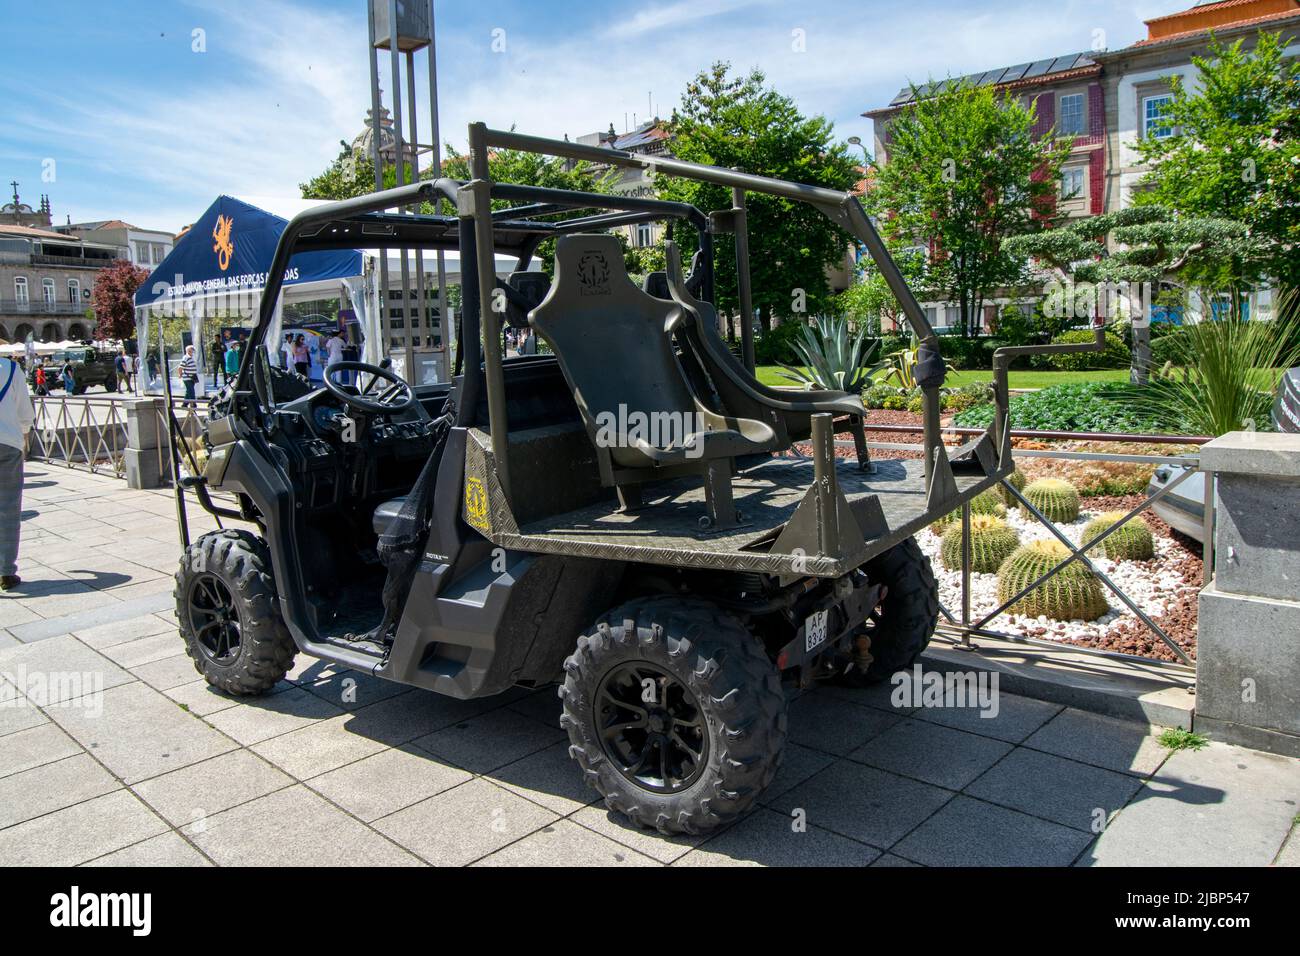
210,337,225,387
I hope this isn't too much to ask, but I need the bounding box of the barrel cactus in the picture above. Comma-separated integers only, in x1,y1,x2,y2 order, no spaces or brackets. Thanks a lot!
940,514,1020,573
1082,512,1155,561
997,539,1110,621
931,489,1007,533
1022,478,1080,523
996,468,1027,508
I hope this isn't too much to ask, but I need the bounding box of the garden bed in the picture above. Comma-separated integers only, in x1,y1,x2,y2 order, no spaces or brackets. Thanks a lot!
917,492,1200,664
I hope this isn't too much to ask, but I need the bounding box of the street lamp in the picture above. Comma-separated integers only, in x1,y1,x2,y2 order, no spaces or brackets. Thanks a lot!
846,135,871,166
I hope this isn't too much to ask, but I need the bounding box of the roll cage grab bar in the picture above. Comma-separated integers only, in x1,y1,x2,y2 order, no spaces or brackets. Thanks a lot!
242,123,1100,511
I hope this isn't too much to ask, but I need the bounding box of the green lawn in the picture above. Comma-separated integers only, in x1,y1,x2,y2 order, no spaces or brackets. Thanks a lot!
754,365,1130,390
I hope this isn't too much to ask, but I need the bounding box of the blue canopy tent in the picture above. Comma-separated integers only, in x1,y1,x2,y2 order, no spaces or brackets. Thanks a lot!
133,195,366,395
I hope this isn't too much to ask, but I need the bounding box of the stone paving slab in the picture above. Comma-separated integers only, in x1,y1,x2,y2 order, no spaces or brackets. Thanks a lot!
1080,741,1300,867
2,465,1298,867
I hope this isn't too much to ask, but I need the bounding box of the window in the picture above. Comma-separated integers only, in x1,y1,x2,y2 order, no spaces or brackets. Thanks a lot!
1061,167,1086,200
14,277,28,305
1058,93,1085,136
153,243,167,264
42,278,56,304
1144,94,1174,139
636,222,653,247
68,278,80,303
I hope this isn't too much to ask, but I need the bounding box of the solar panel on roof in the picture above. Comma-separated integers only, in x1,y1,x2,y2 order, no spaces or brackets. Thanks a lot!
1023,58,1055,78
1002,63,1031,82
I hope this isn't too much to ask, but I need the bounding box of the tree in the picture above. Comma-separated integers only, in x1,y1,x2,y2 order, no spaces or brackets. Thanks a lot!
1003,205,1268,381
656,63,859,335
300,140,383,200
1135,31,1300,288
834,248,927,335
91,260,150,341
867,79,1072,337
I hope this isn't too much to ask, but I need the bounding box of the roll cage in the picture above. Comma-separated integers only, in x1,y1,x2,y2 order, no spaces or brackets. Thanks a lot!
238,122,1093,511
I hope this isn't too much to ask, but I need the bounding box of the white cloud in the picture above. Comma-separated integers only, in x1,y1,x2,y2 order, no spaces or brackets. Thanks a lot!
7,0,1185,229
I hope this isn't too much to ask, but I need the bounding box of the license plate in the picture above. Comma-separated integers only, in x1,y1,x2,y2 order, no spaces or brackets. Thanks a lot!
804,610,829,652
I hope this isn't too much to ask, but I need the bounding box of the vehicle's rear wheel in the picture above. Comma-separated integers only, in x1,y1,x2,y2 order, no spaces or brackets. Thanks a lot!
175,530,296,695
855,536,938,682
560,597,787,835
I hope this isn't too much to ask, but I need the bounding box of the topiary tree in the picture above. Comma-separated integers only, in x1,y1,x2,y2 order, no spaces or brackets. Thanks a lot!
1082,512,1155,561
1023,478,1080,523
996,468,1027,508
931,489,1006,533
940,514,1020,573
997,540,1109,621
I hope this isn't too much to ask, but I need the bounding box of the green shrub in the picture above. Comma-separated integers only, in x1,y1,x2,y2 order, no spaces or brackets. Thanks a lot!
997,540,1110,621
934,335,1008,371
952,382,1165,434
1043,330,1131,371
932,489,1007,532
1023,478,1081,522
755,320,807,365
1083,512,1155,560
906,393,925,414
863,383,902,409
940,514,1020,573
881,394,908,411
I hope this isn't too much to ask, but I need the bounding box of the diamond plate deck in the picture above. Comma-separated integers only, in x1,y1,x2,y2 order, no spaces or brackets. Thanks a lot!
479,449,998,577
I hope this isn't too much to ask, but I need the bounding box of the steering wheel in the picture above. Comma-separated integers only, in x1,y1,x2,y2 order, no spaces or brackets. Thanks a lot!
322,361,417,415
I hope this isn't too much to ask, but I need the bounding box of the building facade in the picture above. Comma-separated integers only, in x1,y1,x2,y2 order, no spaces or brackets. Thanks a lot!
865,52,1103,332
861,0,1300,331
1094,0,1300,214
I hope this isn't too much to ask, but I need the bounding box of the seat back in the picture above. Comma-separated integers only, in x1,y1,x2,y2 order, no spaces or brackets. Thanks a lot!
503,271,551,329
529,234,701,446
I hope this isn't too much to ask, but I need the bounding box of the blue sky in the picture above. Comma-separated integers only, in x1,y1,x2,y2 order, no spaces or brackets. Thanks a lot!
0,0,1187,232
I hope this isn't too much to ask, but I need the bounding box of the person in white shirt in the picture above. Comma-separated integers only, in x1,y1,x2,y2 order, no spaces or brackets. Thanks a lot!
0,355,35,590
324,331,345,384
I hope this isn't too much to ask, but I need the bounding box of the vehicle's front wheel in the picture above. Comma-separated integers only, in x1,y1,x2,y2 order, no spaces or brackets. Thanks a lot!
175,530,296,695
104,376,118,393
560,597,787,835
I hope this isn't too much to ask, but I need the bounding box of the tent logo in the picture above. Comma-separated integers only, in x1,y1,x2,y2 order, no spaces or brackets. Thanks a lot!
212,214,234,271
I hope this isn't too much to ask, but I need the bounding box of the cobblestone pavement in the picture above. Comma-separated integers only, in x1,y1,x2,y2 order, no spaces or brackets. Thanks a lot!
1,463,1297,866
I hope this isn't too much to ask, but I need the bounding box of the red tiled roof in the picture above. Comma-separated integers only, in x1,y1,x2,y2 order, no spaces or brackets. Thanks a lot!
1134,7,1300,44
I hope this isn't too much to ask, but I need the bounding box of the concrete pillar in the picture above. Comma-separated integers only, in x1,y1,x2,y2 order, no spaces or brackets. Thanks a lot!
1197,431,1300,756
123,397,167,489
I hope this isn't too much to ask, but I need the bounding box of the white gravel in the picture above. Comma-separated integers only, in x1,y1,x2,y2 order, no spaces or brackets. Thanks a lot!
917,504,1196,644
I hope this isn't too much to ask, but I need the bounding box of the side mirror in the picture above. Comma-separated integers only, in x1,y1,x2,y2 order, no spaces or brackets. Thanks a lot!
251,346,275,408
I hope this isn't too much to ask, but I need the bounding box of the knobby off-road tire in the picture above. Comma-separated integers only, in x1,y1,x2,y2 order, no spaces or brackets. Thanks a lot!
175,530,296,695
861,536,938,681
560,597,787,835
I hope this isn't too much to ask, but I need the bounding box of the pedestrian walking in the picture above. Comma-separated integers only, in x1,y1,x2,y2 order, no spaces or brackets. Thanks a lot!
324,330,344,382
33,364,46,396
115,349,133,391
0,353,35,591
292,335,310,378
61,362,74,394
281,333,295,370
179,344,199,407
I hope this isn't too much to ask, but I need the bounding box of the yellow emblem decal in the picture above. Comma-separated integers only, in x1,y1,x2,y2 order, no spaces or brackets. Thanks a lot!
212,214,234,272
464,476,489,531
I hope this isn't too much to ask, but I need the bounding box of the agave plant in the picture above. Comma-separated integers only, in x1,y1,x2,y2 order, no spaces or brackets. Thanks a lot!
777,316,884,392
1122,288,1300,436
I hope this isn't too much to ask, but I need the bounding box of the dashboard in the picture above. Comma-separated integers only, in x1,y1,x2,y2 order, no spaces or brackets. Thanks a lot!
265,387,436,515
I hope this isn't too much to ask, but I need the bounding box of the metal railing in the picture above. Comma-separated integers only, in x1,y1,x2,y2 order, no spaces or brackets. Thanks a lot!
27,393,208,484
836,427,1207,672
0,299,87,315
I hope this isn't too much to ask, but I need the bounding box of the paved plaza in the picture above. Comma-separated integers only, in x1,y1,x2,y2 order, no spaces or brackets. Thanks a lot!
1,461,1296,867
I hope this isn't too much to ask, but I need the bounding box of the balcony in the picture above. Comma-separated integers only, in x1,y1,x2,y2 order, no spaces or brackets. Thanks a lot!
0,299,88,316
0,251,125,269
